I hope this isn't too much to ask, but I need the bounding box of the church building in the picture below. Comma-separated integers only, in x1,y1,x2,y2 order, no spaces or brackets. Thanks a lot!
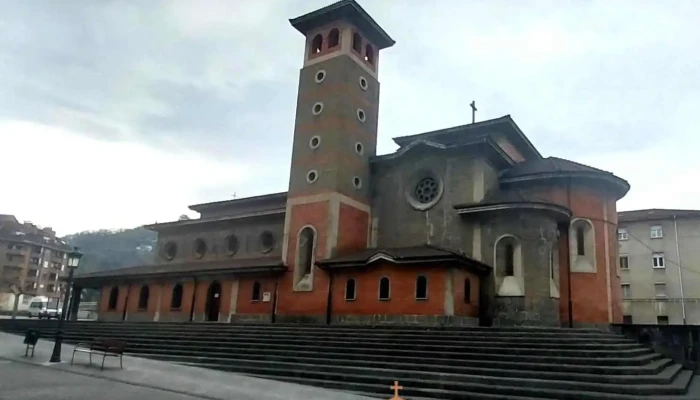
72,0,629,328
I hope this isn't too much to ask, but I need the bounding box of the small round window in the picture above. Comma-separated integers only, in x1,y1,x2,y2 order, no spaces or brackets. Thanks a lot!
356,108,366,123
164,242,178,260
314,70,326,83
312,102,324,116
354,142,364,155
309,135,321,149
414,177,440,204
306,170,318,184
353,176,362,189
358,76,368,91
225,235,239,256
259,231,275,254
194,238,207,259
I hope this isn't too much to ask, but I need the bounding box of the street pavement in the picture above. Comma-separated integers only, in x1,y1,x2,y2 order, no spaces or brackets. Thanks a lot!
0,332,374,400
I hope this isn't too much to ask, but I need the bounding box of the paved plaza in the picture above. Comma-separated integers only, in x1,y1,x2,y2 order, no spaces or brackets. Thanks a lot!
0,332,374,400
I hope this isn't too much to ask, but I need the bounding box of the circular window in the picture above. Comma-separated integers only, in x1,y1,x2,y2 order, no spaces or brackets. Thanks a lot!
259,231,275,254
164,242,178,260
194,238,207,259
358,76,368,91
315,70,326,83
306,170,318,184
225,235,239,256
312,102,324,116
414,177,440,204
353,176,362,189
354,142,364,155
309,135,321,150
356,108,366,122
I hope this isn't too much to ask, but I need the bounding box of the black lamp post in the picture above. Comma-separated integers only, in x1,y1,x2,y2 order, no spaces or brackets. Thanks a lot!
49,246,83,363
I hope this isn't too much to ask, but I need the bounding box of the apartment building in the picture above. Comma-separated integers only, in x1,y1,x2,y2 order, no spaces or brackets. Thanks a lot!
618,209,700,325
0,214,72,311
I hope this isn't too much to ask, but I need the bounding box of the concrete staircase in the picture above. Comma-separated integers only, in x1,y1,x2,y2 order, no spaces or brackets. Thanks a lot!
0,320,696,399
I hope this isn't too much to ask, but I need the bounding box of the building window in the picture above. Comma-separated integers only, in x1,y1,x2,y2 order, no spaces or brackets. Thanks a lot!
618,229,629,241
252,281,261,302
108,287,119,310
621,283,631,299
650,225,663,239
415,275,428,300
226,235,239,256
378,277,390,300
194,238,207,259
623,315,633,324
345,279,356,301
570,219,596,272
138,285,150,310
352,32,362,53
171,284,183,309
576,227,586,256
328,28,339,48
364,44,375,64
652,252,665,269
464,279,471,304
259,231,275,254
297,227,315,280
654,283,666,298
657,316,669,325
164,242,177,260
311,34,323,54
414,177,440,205
620,256,629,270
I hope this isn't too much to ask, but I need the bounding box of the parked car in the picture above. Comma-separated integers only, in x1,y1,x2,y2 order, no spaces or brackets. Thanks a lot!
28,296,62,319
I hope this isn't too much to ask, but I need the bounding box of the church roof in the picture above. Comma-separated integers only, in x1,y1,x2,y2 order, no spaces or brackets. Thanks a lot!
188,192,287,214
454,189,572,220
500,156,630,198
391,115,542,161
618,208,700,223
72,257,285,286
290,0,395,50
316,244,491,275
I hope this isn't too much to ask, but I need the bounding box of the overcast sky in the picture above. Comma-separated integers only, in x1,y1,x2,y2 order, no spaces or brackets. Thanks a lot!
0,0,698,236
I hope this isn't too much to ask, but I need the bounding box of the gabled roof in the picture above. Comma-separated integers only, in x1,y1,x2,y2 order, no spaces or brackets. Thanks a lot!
290,0,395,49
618,209,700,223
316,244,491,275
391,115,542,161
72,257,285,286
500,156,630,199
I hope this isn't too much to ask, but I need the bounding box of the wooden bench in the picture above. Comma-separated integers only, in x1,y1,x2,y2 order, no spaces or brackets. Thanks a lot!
70,339,125,370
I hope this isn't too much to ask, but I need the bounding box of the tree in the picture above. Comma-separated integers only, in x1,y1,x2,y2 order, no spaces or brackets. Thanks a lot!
0,276,26,319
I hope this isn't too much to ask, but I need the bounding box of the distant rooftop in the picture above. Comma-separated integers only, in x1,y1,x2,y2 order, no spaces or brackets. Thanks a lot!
618,209,700,223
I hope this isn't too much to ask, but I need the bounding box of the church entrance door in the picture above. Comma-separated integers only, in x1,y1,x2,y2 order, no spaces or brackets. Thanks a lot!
205,281,222,322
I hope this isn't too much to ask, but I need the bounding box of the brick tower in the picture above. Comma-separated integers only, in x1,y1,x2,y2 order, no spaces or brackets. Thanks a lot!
276,1,395,322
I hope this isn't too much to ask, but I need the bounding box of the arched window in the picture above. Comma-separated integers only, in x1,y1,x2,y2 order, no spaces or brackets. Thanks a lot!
170,284,183,309
108,286,119,310
252,281,261,302
576,226,585,256
352,32,362,53
364,44,375,64
138,285,149,310
464,279,471,303
504,243,515,276
378,277,390,300
345,278,356,301
311,34,323,54
298,227,315,278
415,275,427,300
328,28,340,48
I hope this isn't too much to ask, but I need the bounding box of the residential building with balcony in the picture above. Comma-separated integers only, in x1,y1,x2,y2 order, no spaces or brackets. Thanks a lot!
0,214,72,311
618,209,700,325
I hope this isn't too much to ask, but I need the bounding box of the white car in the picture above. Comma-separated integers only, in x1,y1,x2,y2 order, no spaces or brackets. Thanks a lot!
27,296,62,319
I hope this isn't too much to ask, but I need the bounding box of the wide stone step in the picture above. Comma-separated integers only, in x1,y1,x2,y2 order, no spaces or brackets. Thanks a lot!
138,351,680,385
159,361,694,399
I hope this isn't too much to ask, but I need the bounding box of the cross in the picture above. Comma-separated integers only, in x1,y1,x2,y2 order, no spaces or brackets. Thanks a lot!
389,381,404,400
470,100,477,123
232,192,237,199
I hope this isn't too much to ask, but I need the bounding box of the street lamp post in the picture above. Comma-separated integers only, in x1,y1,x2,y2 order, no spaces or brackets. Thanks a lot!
49,247,83,363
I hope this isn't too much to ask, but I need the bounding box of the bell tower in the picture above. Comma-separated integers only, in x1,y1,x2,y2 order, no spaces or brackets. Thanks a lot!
277,0,395,321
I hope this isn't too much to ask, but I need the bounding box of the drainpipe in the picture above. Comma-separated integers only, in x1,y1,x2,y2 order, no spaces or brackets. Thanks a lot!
566,179,574,328
189,278,198,322
325,270,334,325
271,276,279,324
122,283,131,321
674,214,687,325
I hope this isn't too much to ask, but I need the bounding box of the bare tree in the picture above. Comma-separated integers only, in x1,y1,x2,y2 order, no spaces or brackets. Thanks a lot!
0,275,26,319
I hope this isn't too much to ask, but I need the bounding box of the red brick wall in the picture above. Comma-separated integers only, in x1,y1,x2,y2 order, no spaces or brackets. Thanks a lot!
531,184,619,325
278,200,331,317
453,270,480,318
236,277,276,316
337,203,369,254
331,263,446,316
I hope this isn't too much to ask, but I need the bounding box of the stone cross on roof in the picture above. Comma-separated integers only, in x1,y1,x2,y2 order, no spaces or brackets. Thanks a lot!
470,100,477,123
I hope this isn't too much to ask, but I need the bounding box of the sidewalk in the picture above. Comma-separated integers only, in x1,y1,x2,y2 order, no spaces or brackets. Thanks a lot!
0,332,374,400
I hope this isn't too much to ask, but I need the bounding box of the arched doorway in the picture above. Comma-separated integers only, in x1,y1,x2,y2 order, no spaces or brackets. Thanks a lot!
205,281,222,322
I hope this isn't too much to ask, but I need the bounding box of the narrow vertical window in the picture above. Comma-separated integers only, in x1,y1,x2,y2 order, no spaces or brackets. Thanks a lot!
328,28,340,48
298,227,315,277
170,284,183,309
311,34,323,54
138,286,149,310
378,277,390,300
505,243,515,276
108,286,119,310
352,32,362,53
252,281,261,301
415,276,427,300
464,279,471,304
345,279,356,301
